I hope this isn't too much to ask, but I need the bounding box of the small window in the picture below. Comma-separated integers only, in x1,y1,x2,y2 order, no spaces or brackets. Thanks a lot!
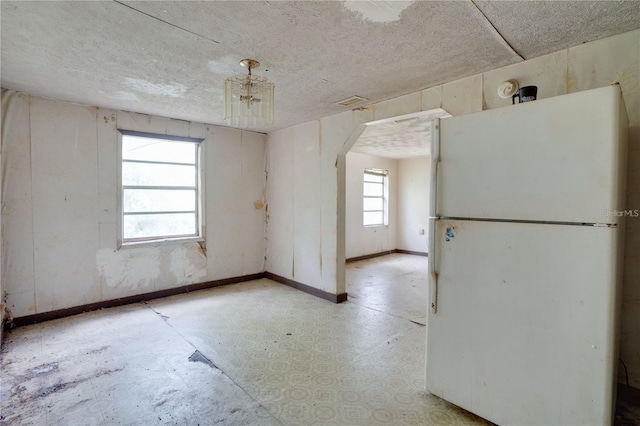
119,131,204,244
363,168,388,226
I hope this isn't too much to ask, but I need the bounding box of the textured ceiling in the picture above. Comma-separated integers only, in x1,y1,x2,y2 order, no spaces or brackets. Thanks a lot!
2,1,639,137
351,109,451,159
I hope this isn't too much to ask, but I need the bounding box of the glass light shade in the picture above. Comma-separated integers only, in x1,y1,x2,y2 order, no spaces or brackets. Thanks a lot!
224,74,274,127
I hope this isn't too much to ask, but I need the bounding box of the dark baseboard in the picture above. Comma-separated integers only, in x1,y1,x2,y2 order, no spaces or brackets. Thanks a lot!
346,250,395,263
5,270,350,329
346,249,427,263
264,272,347,303
6,272,265,329
395,249,428,257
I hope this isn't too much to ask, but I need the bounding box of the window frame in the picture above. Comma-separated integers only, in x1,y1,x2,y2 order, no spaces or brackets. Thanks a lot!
117,130,205,248
363,168,388,227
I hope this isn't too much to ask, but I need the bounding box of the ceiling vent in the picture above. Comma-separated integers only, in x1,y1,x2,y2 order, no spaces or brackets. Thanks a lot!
335,95,368,107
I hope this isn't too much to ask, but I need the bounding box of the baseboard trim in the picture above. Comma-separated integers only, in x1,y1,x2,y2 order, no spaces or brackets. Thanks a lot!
264,272,347,304
346,249,427,263
395,249,428,257
346,250,395,263
6,270,350,329
6,272,265,329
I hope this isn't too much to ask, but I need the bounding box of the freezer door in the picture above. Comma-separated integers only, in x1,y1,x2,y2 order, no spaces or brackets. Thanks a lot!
436,85,628,224
426,219,621,426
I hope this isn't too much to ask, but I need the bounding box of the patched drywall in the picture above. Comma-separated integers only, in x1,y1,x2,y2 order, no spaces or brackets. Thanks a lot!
96,243,208,294
1,91,266,317
96,248,161,292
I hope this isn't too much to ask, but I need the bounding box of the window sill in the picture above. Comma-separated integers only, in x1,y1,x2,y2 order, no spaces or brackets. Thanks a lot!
119,236,205,250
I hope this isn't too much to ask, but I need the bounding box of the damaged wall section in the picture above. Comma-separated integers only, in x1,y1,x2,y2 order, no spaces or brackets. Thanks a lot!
1,90,267,320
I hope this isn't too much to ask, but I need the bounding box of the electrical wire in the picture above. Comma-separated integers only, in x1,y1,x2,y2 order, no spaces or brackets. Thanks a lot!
619,358,629,388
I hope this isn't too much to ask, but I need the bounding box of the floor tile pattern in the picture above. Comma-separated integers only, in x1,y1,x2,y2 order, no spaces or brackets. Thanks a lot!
1,254,637,424
346,253,428,324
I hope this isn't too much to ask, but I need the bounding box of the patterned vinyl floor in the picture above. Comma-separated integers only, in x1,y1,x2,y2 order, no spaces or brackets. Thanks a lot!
0,254,637,425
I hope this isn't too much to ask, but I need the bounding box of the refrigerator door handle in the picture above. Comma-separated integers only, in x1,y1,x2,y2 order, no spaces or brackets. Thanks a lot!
428,217,438,313
429,119,440,219
428,119,440,314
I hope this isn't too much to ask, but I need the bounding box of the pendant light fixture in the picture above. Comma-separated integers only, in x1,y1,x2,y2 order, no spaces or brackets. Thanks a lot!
224,59,274,127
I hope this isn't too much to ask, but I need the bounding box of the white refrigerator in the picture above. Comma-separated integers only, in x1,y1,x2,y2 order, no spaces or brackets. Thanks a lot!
426,85,628,425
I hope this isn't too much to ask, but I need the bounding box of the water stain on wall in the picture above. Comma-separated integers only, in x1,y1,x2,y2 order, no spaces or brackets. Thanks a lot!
96,248,161,290
179,244,208,282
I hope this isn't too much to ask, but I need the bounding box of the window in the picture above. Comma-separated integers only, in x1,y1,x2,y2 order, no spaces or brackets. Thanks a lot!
363,168,388,226
120,130,204,244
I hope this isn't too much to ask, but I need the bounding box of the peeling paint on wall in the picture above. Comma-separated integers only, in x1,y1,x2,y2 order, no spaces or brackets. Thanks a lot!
96,248,161,291
96,242,209,292
178,243,208,282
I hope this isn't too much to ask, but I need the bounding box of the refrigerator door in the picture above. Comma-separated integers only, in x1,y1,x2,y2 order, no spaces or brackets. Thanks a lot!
426,219,621,426
435,85,628,225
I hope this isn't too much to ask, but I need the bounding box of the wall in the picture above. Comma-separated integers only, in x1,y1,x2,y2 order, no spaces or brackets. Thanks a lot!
265,111,373,295
345,152,397,259
344,154,429,258
1,90,266,319
397,157,430,253
264,29,640,387
265,121,326,291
